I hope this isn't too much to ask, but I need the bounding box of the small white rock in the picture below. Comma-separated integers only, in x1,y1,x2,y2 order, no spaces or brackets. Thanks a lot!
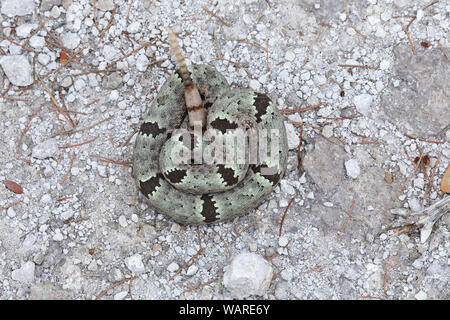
380,60,390,71
61,76,73,88
167,262,179,273
280,269,293,282
7,207,16,218
414,177,424,189
74,78,86,91
186,265,198,276
1,0,35,17
29,36,45,48
375,27,386,38
223,252,273,299
109,90,119,100
279,199,289,207
285,50,295,62
96,0,115,11
114,291,128,300
415,290,427,300
37,53,51,66
322,125,334,138
40,194,52,204
127,22,141,34
278,236,288,247
345,159,361,179
0,55,33,86
125,254,145,273
353,94,373,116
61,32,80,50
70,167,80,176
280,180,296,195
11,261,35,284
408,198,422,212
416,9,424,21
136,54,149,72
50,6,60,18
118,215,127,227
16,23,37,38
53,231,64,241
97,165,107,177
242,14,252,25
284,122,300,150
300,71,311,81
249,79,261,91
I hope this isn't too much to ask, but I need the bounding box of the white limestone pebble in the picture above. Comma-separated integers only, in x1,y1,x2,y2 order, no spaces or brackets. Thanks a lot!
125,254,145,273
280,180,296,195
29,36,45,49
353,94,373,116
285,50,295,62
114,291,128,300
345,159,361,179
0,55,33,86
40,194,52,204
118,215,127,227
96,0,115,11
16,23,37,38
74,78,86,91
12,261,35,284
61,32,81,50
284,122,300,150
380,60,390,71
408,198,422,212
186,265,198,276
249,79,261,91
37,53,51,66
322,125,334,138
415,290,427,300
136,54,149,72
53,232,64,242
109,90,119,100
1,0,35,17
167,262,179,272
127,21,141,34
50,5,61,18
278,236,289,247
7,207,16,218
32,139,59,159
223,252,273,298
61,76,73,88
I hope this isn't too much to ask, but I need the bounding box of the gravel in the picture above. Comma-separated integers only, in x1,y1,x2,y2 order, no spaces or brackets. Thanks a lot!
0,0,448,300
1,0,35,17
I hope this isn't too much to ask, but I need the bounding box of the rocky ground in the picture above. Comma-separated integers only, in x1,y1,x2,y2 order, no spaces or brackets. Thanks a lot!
0,0,449,300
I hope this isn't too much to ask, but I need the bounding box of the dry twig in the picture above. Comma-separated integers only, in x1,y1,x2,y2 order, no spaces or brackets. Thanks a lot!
279,193,297,236
169,227,203,281
95,276,136,300
337,200,355,241
59,152,76,185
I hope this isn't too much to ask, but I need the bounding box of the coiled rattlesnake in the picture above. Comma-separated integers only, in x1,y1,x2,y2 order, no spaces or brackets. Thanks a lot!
133,29,288,224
